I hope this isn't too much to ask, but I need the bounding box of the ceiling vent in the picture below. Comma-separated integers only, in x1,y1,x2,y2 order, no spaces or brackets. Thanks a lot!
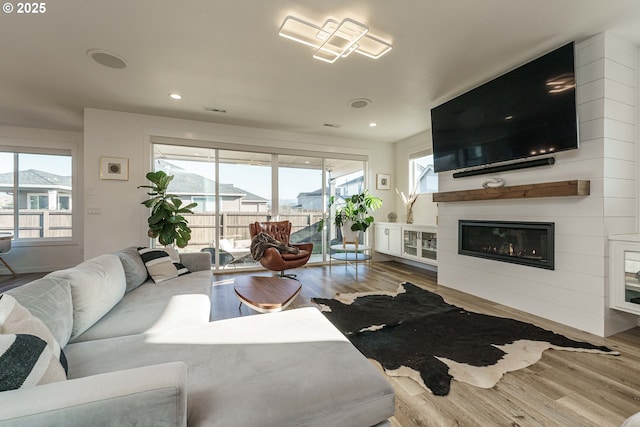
204,107,227,113
348,98,371,109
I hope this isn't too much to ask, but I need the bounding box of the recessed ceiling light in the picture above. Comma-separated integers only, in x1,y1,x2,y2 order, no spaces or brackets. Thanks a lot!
169,93,182,100
369,122,378,127
87,49,127,69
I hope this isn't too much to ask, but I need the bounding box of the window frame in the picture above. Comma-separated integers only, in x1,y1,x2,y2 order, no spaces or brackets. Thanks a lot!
0,140,78,246
409,149,438,195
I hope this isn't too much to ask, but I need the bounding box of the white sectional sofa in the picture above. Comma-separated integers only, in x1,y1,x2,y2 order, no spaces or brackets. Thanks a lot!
0,247,395,426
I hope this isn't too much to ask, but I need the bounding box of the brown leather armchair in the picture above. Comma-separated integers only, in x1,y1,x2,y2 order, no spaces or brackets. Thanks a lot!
249,220,313,278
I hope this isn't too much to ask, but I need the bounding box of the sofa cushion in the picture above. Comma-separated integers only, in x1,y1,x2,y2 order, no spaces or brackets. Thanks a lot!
71,270,212,343
115,247,149,292
138,248,190,283
64,307,395,426
49,254,126,342
0,294,68,391
0,334,67,391
7,275,73,347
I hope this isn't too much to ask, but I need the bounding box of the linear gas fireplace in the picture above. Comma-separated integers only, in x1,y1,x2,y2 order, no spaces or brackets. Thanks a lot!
459,220,555,270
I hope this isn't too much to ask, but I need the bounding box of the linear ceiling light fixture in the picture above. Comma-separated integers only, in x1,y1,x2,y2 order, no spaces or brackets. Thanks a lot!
279,15,392,63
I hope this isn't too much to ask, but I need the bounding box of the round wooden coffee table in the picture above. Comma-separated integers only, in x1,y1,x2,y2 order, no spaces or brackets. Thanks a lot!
234,276,302,313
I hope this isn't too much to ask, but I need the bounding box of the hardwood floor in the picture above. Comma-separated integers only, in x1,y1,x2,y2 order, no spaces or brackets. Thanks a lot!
4,262,640,426
213,261,640,427
0,271,48,293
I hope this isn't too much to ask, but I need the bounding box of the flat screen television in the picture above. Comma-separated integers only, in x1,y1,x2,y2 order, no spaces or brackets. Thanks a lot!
431,42,578,173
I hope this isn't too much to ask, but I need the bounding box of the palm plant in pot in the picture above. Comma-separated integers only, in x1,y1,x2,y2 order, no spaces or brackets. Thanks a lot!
138,171,197,248
319,190,383,244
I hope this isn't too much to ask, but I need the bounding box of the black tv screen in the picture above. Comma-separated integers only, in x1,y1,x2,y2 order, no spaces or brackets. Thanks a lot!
431,42,578,173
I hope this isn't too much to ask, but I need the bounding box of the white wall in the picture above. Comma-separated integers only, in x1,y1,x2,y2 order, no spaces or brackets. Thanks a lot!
83,109,395,258
436,33,638,337
0,125,84,273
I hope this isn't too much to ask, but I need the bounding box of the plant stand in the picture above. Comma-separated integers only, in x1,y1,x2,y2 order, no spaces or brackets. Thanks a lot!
329,243,372,280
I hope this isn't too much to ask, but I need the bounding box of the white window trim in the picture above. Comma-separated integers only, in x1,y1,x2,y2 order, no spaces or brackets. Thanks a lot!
0,139,79,245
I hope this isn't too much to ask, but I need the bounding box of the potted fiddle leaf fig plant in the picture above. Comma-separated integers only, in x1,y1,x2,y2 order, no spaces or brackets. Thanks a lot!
138,171,197,248
318,190,383,242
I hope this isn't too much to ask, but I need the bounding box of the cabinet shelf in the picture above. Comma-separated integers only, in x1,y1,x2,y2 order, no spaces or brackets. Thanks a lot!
375,223,437,266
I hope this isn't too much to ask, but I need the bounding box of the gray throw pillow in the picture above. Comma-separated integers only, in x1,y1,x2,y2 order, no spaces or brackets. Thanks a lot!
116,247,149,292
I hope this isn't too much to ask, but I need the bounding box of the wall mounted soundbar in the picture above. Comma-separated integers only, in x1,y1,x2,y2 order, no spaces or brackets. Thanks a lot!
452,157,555,178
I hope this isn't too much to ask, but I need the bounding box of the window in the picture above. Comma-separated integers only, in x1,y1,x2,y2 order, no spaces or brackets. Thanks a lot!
28,194,49,210
410,152,438,194
0,150,73,239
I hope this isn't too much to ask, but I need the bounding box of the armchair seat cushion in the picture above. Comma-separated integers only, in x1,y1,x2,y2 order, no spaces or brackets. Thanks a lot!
281,249,310,261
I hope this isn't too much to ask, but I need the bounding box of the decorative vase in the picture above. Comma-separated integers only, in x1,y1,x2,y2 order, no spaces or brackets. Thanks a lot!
406,206,414,224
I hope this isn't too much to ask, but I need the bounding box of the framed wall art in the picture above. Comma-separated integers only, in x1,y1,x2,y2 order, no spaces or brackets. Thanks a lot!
376,173,391,190
100,156,129,180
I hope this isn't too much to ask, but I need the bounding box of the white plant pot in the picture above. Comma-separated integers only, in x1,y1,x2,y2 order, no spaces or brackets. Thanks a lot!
341,221,360,244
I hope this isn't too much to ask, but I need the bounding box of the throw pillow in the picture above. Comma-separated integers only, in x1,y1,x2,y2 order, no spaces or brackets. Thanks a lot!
48,254,126,341
7,275,73,347
163,246,181,263
0,333,67,391
0,294,68,391
115,246,149,292
138,248,190,283
174,262,190,277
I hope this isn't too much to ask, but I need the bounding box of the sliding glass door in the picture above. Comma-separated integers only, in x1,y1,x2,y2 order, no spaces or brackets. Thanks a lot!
323,158,366,259
151,141,366,271
277,155,323,263
217,150,272,268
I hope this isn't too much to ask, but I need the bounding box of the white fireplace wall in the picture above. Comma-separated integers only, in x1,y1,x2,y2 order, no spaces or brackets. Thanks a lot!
436,33,637,337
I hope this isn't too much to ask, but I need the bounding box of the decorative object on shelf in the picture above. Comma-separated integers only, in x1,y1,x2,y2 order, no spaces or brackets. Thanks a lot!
100,156,129,180
387,212,397,223
396,187,419,224
376,173,391,190
138,171,197,248
481,177,506,188
318,190,382,243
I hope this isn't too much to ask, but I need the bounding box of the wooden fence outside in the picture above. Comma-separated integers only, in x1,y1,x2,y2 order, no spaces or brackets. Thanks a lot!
0,210,72,238
0,209,323,249
186,211,323,250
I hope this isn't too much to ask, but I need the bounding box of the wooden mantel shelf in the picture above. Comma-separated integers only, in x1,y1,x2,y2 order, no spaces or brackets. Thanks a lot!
432,180,590,202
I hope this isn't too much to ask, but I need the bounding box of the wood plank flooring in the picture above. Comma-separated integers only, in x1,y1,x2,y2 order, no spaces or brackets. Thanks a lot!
213,261,640,427
4,262,640,426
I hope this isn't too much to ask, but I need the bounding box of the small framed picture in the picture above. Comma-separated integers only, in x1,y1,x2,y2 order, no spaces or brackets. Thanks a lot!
100,156,129,180
376,173,391,190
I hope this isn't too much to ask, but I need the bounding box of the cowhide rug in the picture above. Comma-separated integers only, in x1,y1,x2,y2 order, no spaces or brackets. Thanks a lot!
312,282,619,396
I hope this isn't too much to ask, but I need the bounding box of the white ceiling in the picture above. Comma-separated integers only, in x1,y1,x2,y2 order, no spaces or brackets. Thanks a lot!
2,0,640,143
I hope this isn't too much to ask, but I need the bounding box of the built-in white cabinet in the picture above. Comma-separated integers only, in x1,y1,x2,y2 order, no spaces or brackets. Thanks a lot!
374,223,437,266
402,225,437,266
609,235,640,315
374,223,402,256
